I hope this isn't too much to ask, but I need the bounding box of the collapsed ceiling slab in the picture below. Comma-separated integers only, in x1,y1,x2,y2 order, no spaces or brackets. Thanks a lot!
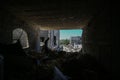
1,0,108,29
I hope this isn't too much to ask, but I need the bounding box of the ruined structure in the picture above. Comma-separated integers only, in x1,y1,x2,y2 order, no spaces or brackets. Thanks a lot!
70,36,82,46
0,0,115,80
40,30,60,50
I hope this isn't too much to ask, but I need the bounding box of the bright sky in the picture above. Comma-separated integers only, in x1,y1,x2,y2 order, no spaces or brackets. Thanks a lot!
60,29,83,40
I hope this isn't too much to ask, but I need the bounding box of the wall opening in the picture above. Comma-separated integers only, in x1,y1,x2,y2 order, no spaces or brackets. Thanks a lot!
60,29,83,52
39,29,83,52
39,30,60,50
12,28,29,49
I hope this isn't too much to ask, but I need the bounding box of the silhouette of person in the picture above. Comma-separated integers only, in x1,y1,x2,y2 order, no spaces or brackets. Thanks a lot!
42,37,49,54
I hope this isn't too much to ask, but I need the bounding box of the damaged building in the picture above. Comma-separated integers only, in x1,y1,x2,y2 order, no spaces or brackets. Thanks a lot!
40,30,60,50
0,0,115,80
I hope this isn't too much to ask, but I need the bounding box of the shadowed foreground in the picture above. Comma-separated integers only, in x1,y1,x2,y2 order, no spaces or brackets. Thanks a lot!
0,43,111,80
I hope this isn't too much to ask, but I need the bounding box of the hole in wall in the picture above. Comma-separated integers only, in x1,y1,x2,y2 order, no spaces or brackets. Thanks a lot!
12,28,29,49
60,29,83,52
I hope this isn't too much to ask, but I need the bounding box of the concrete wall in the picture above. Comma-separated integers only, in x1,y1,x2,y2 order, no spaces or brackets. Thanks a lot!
82,7,113,76
40,30,48,38
53,30,60,48
0,9,41,52
0,4,115,78
0,10,62,52
48,30,60,49
0,9,18,44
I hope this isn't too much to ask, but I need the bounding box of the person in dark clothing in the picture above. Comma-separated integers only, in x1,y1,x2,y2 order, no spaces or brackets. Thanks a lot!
42,37,49,54
44,38,49,47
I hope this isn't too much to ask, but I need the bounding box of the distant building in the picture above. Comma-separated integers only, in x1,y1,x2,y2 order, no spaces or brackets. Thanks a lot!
70,36,82,46
40,30,60,50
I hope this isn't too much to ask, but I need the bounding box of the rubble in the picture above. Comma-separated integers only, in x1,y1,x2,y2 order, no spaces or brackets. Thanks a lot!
62,44,82,52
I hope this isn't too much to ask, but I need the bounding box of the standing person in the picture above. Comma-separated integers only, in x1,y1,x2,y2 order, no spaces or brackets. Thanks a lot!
42,37,49,54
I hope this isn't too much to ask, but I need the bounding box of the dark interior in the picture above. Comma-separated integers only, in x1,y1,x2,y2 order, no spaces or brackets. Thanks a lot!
0,0,115,80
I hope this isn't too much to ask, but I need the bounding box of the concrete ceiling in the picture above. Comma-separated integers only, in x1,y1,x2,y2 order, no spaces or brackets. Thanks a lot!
1,0,108,30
